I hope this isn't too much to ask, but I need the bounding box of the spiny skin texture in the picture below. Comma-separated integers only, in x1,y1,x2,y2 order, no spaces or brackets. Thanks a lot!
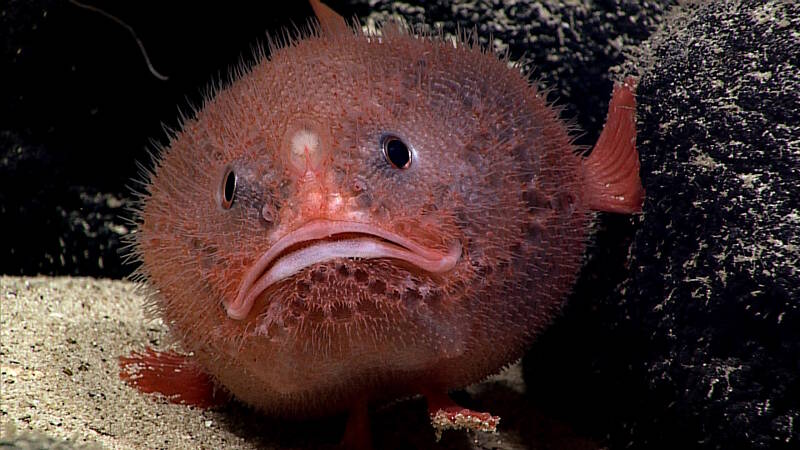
137,24,605,417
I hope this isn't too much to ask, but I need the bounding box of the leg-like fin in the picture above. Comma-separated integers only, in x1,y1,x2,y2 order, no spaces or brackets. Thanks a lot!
119,347,229,409
583,77,645,214
423,390,500,442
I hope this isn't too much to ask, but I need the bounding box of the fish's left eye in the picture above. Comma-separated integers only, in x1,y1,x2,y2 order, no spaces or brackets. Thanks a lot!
381,134,412,169
219,166,236,209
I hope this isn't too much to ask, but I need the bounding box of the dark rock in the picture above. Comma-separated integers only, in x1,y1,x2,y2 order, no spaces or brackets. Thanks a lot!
525,1,800,449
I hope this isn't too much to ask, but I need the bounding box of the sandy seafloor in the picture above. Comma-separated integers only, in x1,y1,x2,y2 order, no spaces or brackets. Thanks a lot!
0,276,598,450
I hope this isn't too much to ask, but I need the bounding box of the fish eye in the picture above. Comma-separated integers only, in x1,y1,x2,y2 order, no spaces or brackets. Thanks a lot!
381,134,412,169
220,166,236,209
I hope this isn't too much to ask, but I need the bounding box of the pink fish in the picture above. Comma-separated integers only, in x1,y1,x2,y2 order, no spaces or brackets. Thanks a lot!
121,1,644,448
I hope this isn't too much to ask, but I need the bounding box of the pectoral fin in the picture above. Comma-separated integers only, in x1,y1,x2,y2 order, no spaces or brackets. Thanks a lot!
583,77,645,214
119,347,229,409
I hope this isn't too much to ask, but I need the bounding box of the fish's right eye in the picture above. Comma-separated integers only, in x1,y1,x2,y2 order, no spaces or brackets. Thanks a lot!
220,166,236,209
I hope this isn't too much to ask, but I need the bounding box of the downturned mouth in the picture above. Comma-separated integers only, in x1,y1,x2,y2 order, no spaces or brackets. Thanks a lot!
225,219,462,320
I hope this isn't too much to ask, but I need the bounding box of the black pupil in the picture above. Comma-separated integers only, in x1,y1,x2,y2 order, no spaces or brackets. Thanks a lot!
385,137,410,168
224,170,236,203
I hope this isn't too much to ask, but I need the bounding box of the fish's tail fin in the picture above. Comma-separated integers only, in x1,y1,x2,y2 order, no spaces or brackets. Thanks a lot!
582,77,644,214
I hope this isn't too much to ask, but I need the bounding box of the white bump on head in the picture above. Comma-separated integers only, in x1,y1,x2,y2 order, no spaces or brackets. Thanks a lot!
291,129,320,161
285,125,329,177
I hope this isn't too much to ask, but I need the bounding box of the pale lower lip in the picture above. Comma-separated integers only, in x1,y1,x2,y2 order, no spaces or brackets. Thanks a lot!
225,220,461,320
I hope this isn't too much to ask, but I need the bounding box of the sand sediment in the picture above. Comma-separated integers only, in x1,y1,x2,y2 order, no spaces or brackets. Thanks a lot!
2,276,565,450
0,276,263,449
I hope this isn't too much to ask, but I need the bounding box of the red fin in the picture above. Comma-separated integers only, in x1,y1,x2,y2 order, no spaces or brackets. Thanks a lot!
309,0,350,36
423,390,500,441
119,347,229,409
583,77,645,213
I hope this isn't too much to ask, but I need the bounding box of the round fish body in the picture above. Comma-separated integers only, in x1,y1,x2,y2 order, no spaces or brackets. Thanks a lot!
132,4,642,423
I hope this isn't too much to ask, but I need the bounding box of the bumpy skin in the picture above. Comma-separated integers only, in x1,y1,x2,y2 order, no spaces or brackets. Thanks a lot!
137,25,590,417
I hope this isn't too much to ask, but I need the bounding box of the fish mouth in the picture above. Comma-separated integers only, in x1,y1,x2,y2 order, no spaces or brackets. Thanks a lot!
225,219,462,320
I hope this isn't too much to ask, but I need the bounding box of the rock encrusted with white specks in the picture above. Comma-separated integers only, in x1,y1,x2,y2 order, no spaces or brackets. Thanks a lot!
629,1,799,446
527,1,799,448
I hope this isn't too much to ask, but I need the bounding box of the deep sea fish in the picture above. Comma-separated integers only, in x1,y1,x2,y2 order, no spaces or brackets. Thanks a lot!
120,1,644,448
